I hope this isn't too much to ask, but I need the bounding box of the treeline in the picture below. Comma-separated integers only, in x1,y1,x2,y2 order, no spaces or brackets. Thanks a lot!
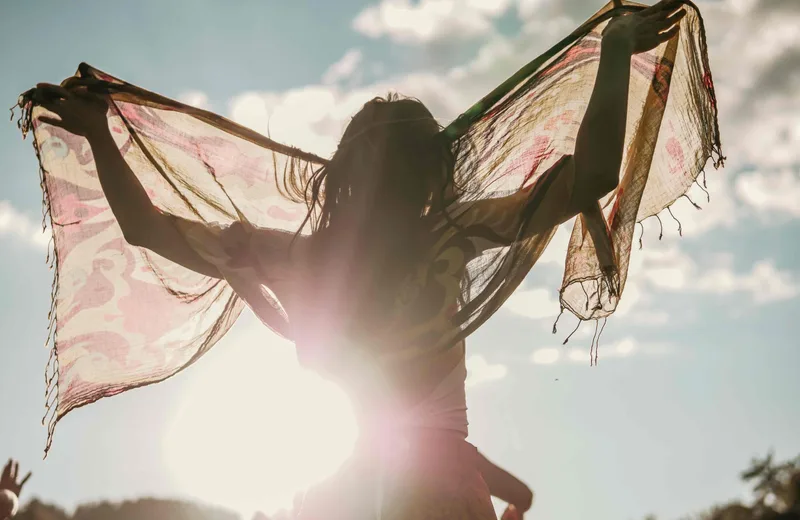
666,452,799,520
13,452,800,520
14,498,242,520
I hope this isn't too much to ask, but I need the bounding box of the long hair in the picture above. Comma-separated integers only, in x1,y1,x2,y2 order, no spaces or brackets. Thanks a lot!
292,94,458,344
298,94,456,238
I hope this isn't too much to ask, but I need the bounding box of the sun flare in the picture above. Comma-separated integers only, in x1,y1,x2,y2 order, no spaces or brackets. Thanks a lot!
163,323,358,517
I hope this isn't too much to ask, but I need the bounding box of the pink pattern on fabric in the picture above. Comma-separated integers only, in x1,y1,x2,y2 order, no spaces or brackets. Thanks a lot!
666,137,686,175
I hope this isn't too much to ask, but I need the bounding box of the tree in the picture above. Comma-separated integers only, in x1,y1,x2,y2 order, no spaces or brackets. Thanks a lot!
741,451,800,516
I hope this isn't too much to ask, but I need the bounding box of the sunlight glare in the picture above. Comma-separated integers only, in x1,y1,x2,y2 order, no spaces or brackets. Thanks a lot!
163,323,358,517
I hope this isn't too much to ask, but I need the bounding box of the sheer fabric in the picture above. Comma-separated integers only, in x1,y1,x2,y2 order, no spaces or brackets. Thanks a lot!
16,0,721,454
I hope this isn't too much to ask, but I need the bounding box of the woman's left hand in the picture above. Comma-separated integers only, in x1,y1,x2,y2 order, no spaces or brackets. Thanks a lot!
602,0,686,55
32,79,110,139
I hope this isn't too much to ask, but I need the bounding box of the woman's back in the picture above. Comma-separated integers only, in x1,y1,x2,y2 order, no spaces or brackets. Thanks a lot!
275,221,469,419
277,223,487,520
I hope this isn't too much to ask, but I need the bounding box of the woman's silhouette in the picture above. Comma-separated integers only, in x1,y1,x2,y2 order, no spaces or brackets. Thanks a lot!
26,0,705,517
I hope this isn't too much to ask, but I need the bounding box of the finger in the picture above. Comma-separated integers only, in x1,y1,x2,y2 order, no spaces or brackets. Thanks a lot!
63,77,107,96
642,0,682,17
664,7,687,25
69,87,103,102
37,115,67,129
643,25,679,48
34,86,71,105
36,83,71,99
648,15,683,35
651,6,686,28
37,98,65,114
2,459,10,478
653,0,683,11
641,10,682,37
659,1,686,21
11,461,18,480
20,472,32,488
661,2,686,18
658,25,680,41
62,76,100,88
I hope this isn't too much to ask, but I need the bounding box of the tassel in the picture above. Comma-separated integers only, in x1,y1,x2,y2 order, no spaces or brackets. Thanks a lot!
667,206,682,237
638,221,645,250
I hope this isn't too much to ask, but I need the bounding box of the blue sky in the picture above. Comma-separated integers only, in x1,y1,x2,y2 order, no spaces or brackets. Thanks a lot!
1,0,799,519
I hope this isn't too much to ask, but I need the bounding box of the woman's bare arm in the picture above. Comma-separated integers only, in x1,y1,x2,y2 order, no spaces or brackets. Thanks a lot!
573,0,685,210
35,83,221,278
87,129,223,278
456,0,686,249
456,34,637,243
476,451,534,514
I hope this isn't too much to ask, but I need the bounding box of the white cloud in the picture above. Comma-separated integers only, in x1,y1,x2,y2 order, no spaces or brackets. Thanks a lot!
568,348,591,363
178,91,210,110
507,240,797,326
534,337,670,365
227,72,463,157
613,281,668,325
704,0,800,171
703,0,800,100
448,35,514,80
441,9,574,102
732,101,800,171
503,287,561,320
612,238,799,328
515,0,593,23
629,243,799,305
639,246,696,291
352,0,513,44
736,169,800,217
613,337,636,357
537,223,571,268
627,310,670,326
516,0,550,20
322,49,364,85
466,354,508,387
696,259,799,304
660,171,738,238
229,86,341,156
530,347,560,364
0,201,49,249
567,338,639,364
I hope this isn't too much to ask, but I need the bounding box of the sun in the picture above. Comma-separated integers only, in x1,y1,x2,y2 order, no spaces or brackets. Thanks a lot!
163,321,358,517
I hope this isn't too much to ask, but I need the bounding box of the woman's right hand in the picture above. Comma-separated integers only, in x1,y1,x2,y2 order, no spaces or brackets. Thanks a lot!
33,79,110,140
602,0,686,55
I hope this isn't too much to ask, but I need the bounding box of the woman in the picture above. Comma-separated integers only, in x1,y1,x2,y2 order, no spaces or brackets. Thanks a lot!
25,0,711,518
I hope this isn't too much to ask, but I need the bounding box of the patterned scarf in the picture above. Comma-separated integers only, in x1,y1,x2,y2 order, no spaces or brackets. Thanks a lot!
15,0,722,455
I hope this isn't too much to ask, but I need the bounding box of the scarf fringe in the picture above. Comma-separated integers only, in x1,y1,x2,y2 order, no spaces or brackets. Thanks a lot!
13,93,61,459
554,135,724,365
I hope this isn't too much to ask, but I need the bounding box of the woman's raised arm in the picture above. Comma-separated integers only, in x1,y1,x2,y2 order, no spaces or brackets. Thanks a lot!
453,0,686,251
35,82,222,278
